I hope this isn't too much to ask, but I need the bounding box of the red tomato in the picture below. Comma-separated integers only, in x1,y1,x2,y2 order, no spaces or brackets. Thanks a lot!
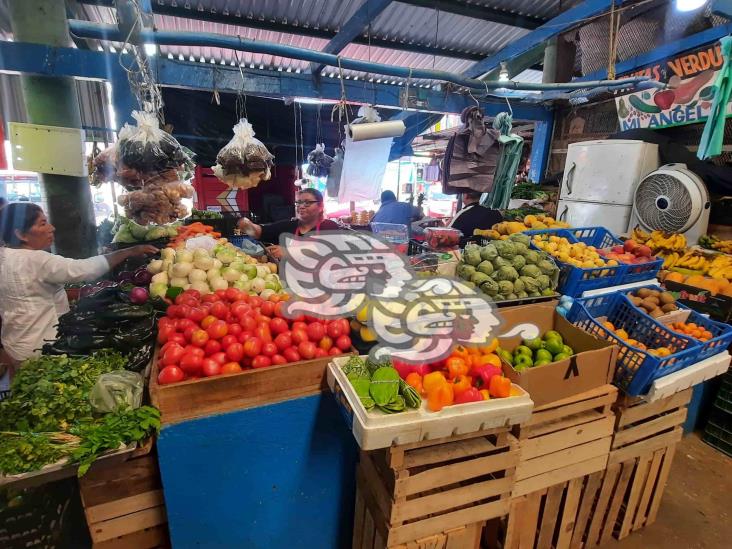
240,315,257,332
274,301,286,319
185,345,205,358
230,302,250,318
221,362,243,375
177,296,199,308
318,336,333,351
207,320,228,340
201,294,220,304
210,352,227,365
160,340,180,356
328,347,342,356
336,335,352,351
158,365,184,385
292,321,308,332
203,339,221,356
252,356,272,369
261,342,278,357
298,341,317,360
157,325,176,344
201,315,217,329
182,289,201,300
237,331,253,344
210,301,228,320
255,324,273,343
161,344,185,366
274,333,293,352
188,307,206,323
190,329,209,347
241,357,253,369
249,296,263,309
225,342,245,362
214,289,229,300
224,288,241,302
326,321,344,339
201,358,221,377
220,334,238,349
283,347,301,363
225,313,236,324
271,354,287,365
179,353,202,375
337,318,350,335
158,316,175,328
167,304,182,318
176,318,197,332
227,323,243,337
243,337,263,358
260,301,275,317
269,317,289,335
306,322,326,342
177,305,192,319
183,326,197,342
168,333,187,346
314,348,328,358
292,329,309,345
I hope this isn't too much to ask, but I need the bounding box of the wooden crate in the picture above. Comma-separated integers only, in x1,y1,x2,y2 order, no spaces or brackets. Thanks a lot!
150,352,338,424
354,428,518,548
79,451,169,549
512,385,617,497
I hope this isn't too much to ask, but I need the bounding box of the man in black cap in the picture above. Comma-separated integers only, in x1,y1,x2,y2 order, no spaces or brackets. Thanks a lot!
449,191,503,237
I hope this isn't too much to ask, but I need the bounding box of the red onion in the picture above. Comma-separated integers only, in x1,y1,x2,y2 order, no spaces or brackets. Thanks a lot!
129,287,149,304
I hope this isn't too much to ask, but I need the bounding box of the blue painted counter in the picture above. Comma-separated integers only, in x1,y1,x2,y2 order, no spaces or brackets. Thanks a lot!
157,393,359,549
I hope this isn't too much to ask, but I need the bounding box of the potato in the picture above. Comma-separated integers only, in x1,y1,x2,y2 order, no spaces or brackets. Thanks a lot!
661,303,678,313
649,289,661,298
659,292,676,305
649,308,663,319
640,299,658,312
646,296,660,305
629,296,643,306
637,288,652,298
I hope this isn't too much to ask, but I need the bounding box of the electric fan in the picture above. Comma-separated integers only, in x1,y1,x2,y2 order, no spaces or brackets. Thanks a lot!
627,163,710,243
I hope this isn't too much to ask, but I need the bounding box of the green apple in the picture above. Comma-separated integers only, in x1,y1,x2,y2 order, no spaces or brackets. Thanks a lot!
544,330,563,344
498,349,513,365
562,345,575,356
524,337,544,351
535,349,553,363
553,352,571,361
542,338,564,356
515,345,533,357
513,354,533,371
533,359,552,367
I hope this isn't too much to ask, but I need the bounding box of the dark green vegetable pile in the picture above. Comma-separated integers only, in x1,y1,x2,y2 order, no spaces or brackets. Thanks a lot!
0,352,160,476
342,356,421,414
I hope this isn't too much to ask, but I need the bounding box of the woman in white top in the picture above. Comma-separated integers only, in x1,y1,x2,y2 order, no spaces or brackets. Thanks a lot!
0,203,157,385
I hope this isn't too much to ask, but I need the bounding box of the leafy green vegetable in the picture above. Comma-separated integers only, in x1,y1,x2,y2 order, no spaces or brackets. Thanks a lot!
370,367,400,406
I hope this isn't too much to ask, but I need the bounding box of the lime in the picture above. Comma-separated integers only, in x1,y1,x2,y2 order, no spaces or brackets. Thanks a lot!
544,330,563,344
515,345,533,357
562,345,574,356
535,349,553,363
553,352,570,361
524,337,544,351
542,338,564,355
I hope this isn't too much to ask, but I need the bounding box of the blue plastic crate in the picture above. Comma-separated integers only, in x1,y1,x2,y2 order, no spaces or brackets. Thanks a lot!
622,284,732,363
567,292,700,395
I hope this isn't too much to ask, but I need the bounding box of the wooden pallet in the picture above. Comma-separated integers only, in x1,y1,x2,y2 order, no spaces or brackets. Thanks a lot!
353,428,518,548
79,451,169,549
512,385,617,498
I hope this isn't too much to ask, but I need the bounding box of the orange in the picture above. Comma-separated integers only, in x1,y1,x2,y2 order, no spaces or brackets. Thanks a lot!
702,330,713,339
602,321,616,331
665,272,685,283
616,328,629,341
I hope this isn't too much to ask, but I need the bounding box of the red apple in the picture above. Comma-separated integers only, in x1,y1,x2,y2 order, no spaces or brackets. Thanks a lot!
611,245,624,254
623,239,637,253
636,245,652,258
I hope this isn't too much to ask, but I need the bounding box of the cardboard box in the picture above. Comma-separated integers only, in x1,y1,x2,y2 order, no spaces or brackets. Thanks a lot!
497,302,617,407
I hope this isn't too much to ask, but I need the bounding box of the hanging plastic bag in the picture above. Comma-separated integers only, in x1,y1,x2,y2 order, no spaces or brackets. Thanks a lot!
118,179,194,225
90,143,118,187
213,118,275,189
306,143,333,178
89,371,143,414
326,147,344,198
351,105,382,125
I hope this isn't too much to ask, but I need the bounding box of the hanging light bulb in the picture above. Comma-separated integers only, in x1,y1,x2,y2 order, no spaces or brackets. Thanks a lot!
144,43,157,56
498,62,509,82
675,0,707,11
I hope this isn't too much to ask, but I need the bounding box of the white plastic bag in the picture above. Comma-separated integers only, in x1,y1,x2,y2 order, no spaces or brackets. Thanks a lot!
89,371,143,413
213,118,274,189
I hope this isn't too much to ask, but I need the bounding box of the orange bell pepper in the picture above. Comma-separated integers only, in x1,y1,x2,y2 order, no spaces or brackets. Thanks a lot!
423,371,447,393
427,382,454,412
445,357,469,380
405,372,424,395
489,375,512,398
451,345,471,360
474,353,501,368
480,338,500,355
480,389,491,401
452,375,473,397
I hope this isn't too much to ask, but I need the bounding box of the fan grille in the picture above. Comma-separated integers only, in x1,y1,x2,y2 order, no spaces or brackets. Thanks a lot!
634,174,693,232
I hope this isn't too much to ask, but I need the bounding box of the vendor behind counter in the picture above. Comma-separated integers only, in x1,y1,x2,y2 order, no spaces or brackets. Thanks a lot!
449,191,503,237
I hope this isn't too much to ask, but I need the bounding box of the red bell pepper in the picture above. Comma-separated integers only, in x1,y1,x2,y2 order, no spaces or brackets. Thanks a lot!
454,387,483,404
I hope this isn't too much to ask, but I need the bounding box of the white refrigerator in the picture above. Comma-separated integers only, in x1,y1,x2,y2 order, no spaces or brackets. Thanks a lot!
556,140,660,234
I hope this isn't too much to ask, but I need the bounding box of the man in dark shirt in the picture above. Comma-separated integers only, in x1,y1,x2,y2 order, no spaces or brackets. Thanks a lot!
238,188,339,259
448,192,503,237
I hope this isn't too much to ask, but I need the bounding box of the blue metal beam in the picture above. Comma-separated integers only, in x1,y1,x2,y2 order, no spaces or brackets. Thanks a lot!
463,0,627,79
529,116,554,183
0,40,552,121
577,21,732,81
311,0,394,76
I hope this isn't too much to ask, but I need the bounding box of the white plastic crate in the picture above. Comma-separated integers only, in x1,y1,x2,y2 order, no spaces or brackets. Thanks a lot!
327,356,534,450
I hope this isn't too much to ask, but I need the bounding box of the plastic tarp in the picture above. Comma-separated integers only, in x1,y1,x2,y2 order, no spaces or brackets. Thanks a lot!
482,113,524,209
698,36,732,161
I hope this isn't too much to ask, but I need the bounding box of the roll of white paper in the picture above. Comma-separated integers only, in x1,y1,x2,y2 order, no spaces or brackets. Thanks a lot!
347,120,406,142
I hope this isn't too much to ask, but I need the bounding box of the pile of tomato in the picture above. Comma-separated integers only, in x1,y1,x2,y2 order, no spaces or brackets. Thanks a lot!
156,288,352,384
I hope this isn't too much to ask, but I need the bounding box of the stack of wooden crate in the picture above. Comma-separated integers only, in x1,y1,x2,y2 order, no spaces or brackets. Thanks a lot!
79,448,169,549
353,427,518,549
486,385,617,549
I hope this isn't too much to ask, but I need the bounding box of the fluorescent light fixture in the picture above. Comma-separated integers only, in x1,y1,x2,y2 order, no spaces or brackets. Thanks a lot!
499,62,509,82
143,43,157,56
294,97,339,105
675,0,706,11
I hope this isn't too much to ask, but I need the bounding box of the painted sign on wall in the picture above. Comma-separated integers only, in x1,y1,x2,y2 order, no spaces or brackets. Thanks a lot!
615,42,729,130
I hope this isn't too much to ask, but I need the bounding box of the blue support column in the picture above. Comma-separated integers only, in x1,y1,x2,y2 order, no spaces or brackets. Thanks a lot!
529,115,554,183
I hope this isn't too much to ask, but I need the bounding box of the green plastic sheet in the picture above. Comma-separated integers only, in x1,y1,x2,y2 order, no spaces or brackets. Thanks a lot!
481,112,524,209
697,36,732,160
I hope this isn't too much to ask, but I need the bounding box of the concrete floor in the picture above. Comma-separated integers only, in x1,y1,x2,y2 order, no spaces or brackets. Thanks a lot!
599,433,732,549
